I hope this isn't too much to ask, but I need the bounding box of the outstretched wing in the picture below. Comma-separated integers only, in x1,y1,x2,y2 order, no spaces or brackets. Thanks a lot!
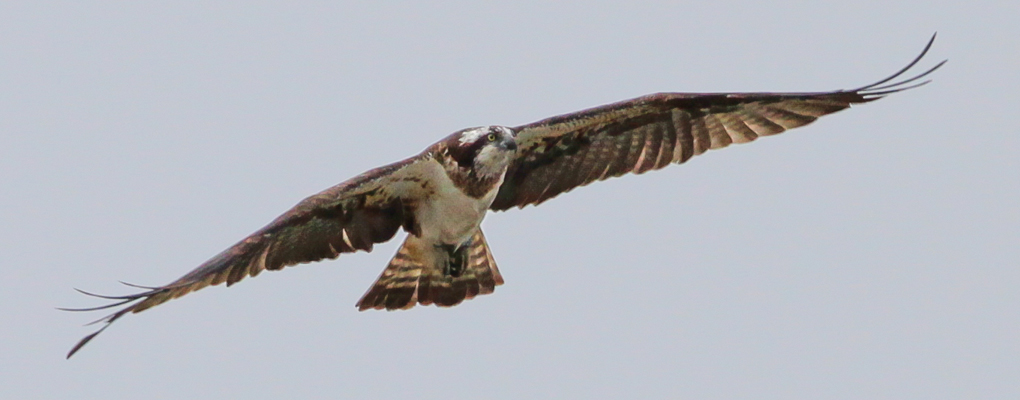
64,155,435,357
490,35,945,211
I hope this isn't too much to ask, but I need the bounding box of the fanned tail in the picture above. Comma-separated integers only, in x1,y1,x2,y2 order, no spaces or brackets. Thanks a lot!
356,230,503,311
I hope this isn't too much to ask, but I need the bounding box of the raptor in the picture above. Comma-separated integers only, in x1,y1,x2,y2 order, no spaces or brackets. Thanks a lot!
65,36,944,358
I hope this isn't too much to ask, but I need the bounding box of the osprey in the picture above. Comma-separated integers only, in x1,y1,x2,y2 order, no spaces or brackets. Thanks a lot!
65,36,944,358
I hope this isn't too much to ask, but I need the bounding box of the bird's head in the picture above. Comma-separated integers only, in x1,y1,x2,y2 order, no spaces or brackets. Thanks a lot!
443,125,517,177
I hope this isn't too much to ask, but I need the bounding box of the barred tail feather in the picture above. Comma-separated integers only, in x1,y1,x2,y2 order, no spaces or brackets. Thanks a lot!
356,230,503,311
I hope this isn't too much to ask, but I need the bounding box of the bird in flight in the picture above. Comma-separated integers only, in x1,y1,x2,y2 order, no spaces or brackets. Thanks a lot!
64,35,944,358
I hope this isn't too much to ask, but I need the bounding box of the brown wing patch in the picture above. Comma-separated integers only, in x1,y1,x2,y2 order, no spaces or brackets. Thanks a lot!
491,36,944,211
64,156,432,358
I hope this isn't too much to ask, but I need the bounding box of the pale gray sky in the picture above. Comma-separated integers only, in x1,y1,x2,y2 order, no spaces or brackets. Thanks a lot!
2,2,1018,399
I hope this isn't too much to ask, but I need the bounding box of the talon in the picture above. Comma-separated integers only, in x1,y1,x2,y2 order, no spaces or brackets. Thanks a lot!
437,243,468,277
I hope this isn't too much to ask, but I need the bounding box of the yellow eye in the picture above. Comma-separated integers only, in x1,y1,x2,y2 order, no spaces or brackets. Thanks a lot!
487,133,497,142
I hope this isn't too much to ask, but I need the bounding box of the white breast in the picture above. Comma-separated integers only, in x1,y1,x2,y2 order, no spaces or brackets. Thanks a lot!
414,159,504,246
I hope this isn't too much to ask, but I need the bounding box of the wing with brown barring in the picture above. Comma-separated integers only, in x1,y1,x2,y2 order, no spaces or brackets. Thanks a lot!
490,34,945,211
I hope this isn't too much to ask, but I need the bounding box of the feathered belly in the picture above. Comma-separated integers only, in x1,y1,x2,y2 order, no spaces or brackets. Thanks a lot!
415,187,493,246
